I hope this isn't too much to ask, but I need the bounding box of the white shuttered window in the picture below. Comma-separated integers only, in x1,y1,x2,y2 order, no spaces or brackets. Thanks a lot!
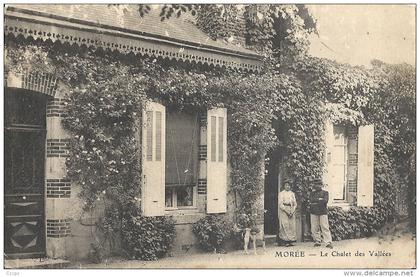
324,121,375,207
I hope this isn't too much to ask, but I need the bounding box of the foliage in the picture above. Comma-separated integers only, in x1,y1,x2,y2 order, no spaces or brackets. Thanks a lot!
116,4,316,58
5,40,47,70
328,207,383,241
370,61,415,174
53,47,158,259
290,56,378,114
121,214,176,260
136,4,199,19
196,5,246,44
407,154,416,232
224,73,292,213
192,215,233,252
324,103,364,126
63,73,145,210
281,97,326,206
96,206,121,255
369,61,416,229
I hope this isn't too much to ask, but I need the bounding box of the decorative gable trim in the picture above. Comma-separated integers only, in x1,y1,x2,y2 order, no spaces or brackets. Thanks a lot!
5,8,263,72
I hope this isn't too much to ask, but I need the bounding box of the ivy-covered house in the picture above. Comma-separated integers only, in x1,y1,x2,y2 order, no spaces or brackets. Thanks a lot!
4,4,395,263
4,4,264,260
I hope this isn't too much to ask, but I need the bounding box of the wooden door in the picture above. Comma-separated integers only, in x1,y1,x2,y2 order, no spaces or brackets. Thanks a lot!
4,89,47,258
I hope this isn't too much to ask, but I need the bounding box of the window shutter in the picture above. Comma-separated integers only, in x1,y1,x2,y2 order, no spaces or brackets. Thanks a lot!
357,124,374,207
141,102,165,216
323,120,334,198
206,108,227,213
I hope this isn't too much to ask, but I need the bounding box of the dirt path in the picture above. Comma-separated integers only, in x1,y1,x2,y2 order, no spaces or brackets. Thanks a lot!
75,234,415,269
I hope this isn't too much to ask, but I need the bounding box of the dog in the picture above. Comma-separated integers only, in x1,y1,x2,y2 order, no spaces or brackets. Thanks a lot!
242,227,266,255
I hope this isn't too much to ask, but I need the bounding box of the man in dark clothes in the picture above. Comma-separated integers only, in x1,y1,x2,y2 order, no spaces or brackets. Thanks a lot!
310,179,333,249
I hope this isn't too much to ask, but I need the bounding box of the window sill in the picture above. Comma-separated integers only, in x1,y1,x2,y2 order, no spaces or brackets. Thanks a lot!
329,202,352,211
164,207,199,214
164,209,204,224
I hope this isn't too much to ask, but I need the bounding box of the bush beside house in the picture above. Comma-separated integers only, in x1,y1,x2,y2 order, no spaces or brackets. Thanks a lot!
122,215,176,261
192,215,233,253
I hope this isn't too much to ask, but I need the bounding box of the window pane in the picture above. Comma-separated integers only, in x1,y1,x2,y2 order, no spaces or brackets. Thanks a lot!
331,165,346,200
177,186,193,207
5,131,45,194
5,89,46,127
165,111,199,185
165,187,173,207
330,125,348,201
333,125,346,144
332,145,346,164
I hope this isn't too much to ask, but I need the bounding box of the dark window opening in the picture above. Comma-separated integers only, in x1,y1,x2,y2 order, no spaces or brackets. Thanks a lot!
165,110,199,208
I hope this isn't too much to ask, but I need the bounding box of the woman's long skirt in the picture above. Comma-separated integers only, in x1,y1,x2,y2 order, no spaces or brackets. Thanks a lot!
278,207,297,242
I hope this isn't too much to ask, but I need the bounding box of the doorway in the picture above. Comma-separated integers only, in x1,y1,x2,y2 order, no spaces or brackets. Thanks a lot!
264,119,288,236
4,89,47,258
264,150,280,235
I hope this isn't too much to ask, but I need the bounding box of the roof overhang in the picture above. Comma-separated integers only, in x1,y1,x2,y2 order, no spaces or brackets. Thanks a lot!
5,7,263,72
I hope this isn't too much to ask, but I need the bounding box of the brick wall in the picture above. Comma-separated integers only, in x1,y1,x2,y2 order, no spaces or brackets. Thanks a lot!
46,139,70,158
197,178,207,195
46,98,68,117
46,179,71,198
198,145,207,161
47,219,72,238
44,84,74,258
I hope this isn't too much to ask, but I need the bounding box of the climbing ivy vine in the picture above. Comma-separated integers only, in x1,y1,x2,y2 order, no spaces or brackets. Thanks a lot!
114,4,316,58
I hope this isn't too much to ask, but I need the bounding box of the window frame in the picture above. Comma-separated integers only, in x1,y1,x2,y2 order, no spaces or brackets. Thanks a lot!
164,185,197,211
326,123,355,208
164,110,200,212
330,125,349,203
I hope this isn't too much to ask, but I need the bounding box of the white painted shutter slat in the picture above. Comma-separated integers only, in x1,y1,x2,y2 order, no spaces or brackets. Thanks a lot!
357,124,374,207
141,102,165,216
323,120,334,202
207,108,227,213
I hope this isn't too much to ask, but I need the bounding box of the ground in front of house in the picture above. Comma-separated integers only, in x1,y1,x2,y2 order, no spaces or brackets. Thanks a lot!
73,233,415,269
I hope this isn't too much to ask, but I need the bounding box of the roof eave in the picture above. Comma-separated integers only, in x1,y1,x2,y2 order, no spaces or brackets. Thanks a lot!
5,6,263,72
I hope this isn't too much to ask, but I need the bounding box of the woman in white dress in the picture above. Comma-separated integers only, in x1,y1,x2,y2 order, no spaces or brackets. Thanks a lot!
278,179,297,247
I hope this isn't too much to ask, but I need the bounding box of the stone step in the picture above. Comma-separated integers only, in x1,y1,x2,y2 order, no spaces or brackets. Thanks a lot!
4,258,71,269
264,235,277,245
